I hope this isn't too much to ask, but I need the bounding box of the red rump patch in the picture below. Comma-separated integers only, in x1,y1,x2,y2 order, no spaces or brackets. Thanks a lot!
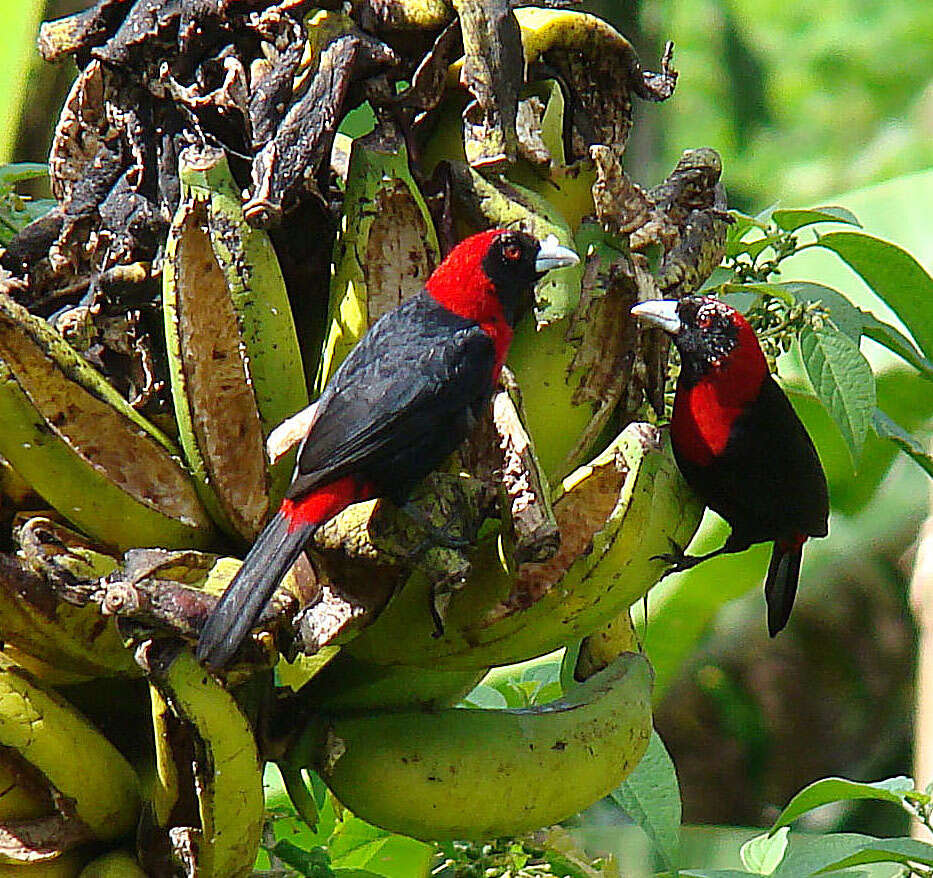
778,532,807,553
426,229,513,378
280,476,374,532
672,315,768,466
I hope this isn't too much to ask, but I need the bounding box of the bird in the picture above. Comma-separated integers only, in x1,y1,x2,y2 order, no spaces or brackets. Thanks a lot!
196,229,579,669
631,295,828,636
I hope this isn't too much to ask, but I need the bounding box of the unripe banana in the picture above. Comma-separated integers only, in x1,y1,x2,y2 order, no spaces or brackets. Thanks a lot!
0,662,140,843
346,423,701,670
0,852,85,876
308,650,652,839
0,294,215,552
316,132,440,392
295,652,483,712
163,145,308,541
76,851,146,878
571,606,641,683
144,644,263,878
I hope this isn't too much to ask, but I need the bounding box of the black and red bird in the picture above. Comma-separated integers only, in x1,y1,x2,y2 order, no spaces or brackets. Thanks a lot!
631,296,829,636
196,229,579,669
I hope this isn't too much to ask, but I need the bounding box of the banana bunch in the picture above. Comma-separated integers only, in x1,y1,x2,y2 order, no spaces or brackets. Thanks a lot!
0,0,731,863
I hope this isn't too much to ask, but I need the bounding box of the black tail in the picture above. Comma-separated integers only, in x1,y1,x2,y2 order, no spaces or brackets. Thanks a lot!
196,512,314,670
764,541,803,637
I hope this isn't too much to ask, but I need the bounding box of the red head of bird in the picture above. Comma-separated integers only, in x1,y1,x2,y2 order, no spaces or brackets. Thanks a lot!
426,230,577,368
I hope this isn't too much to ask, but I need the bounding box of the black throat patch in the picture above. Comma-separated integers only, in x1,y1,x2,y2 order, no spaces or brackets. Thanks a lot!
674,297,740,387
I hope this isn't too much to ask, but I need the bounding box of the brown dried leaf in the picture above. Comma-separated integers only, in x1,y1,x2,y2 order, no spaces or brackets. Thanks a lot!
245,31,399,227
38,0,132,63
454,0,523,169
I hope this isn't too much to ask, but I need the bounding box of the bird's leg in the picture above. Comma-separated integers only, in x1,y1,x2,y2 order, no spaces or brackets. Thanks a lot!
652,537,733,579
399,502,470,551
428,588,446,639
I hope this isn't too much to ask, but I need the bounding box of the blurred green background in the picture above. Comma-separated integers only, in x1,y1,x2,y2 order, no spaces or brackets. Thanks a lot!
1,0,930,872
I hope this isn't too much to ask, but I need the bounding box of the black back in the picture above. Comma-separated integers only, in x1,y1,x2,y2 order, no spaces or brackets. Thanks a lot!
288,292,496,505
675,374,829,548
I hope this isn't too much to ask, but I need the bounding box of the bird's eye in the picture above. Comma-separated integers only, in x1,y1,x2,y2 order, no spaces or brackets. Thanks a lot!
503,243,522,262
697,312,713,329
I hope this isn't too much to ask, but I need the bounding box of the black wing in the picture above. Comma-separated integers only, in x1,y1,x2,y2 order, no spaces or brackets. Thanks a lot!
683,375,829,544
287,293,496,504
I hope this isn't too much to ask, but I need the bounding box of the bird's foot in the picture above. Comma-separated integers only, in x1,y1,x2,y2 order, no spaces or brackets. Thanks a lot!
651,538,702,578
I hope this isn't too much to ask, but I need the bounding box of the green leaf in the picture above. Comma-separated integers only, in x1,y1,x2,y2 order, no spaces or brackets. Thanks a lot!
461,683,508,709
643,522,771,700
799,326,876,460
727,209,770,241
772,206,861,232
609,730,681,869
816,231,933,360
872,410,933,478
816,838,933,873
720,282,797,306
271,840,336,877
727,233,783,260
770,777,915,833
771,833,887,877
677,872,756,878
0,162,48,187
329,817,433,878
860,312,933,378
741,829,789,875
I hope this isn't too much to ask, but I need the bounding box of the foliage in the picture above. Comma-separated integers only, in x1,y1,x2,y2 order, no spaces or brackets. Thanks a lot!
635,0,933,208
710,204,933,470
0,162,54,245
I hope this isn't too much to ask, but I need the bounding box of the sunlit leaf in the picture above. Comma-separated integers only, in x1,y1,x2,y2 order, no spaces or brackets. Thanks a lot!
460,683,508,709
772,206,861,232
741,828,789,875
770,777,915,833
816,231,933,359
799,326,875,460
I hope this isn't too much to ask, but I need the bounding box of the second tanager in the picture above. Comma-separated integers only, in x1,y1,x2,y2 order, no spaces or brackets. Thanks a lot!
197,229,579,669
631,296,828,636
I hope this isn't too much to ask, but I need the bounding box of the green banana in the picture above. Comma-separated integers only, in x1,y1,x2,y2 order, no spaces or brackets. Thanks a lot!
0,852,85,876
570,606,641,684
163,145,307,541
294,652,483,712
345,423,701,670
0,661,140,844
306,650,652,839
316,133,440,392
144,644,263,878
76,851,147,878
0,294,215,552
